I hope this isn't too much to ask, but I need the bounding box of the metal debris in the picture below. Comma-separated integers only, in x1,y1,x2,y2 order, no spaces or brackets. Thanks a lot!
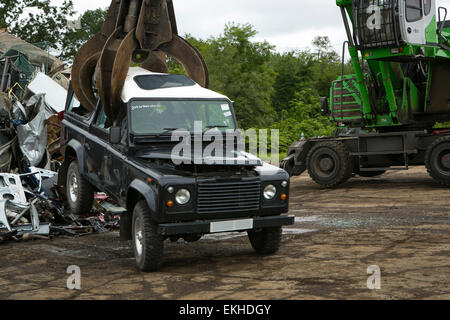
0,33,121,244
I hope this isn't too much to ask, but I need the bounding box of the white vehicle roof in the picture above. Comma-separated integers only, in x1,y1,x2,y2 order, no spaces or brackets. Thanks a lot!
121,67,229,103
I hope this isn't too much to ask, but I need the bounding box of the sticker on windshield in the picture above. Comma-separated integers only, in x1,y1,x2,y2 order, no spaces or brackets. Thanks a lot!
221,104,230,111
224,111,232,117
131,104,163,111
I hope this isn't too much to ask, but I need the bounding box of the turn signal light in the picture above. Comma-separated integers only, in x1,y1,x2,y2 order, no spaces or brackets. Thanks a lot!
167,201,174,208
281,194,287,201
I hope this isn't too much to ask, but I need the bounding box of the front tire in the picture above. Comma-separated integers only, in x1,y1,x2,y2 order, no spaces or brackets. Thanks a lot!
306,141,352,187
248,227,282,254
66,160,94,216
425,136,450,186
132,200,164,272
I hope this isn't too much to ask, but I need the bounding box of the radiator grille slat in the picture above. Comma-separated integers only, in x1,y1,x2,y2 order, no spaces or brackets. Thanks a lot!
197,181,261,214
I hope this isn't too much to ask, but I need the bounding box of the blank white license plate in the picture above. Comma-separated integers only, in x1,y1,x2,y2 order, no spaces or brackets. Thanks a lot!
210,219,254,233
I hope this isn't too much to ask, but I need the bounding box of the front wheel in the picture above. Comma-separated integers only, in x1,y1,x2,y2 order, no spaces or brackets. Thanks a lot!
132,200,164,272
306,141,352,187
248,227,282,254
425,136,450,186
66,160,94,216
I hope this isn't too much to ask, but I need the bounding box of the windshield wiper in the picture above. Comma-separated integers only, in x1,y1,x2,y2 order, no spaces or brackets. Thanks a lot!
156,128,179,137
205,125,230,130
132,128,180,143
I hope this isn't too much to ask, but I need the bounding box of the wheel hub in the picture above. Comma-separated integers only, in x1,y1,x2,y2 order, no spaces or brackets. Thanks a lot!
134,217,144,257
441,153,450,169
319,157,334,172
68,172,78,203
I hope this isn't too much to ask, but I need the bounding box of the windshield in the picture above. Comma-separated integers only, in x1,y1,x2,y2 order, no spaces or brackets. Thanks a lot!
129,100,236,135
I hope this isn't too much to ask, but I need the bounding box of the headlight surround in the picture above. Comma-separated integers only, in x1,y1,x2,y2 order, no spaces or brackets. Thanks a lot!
175,188,191,205
263,184,277,200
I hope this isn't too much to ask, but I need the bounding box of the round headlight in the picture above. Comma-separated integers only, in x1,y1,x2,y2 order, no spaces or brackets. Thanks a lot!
264,185,277,200
175,189,191,205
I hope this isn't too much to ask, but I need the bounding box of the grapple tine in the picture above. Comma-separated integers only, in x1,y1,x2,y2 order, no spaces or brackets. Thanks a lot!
78,52,101,111
141,51,169,74
166,0,178,35
136,0,173,50
71,33,103,111
72,0,121,111
161,34,209,88
111,29,138,120
96,28,123,122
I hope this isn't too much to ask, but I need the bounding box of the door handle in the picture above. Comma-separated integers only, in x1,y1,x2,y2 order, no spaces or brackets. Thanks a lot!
85,143,91,151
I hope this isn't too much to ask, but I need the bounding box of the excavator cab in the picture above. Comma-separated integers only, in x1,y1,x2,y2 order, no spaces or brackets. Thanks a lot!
329,0,450,128
353,0,438,51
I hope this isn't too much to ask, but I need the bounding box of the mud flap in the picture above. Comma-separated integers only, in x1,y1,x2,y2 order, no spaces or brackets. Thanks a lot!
281,140,312,177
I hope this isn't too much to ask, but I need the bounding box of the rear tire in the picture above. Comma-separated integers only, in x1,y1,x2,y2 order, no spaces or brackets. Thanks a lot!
425,136,450,186
248,227,282,254
66,160,94,216
306,141,352,187
132,200,164,272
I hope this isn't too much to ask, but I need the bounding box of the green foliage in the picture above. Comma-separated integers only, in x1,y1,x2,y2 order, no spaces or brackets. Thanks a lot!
434,122,450,129
59,8,108,62
266,89,335,152
170,23,277,129
168,30,342,153
270,36,342,120
0,0,75,54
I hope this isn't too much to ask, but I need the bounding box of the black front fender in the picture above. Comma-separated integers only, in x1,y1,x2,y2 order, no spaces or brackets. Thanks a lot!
66,139,85,173
127,179,158,219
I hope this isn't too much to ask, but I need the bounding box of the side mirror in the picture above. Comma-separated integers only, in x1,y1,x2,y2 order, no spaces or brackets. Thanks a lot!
109,126,121,144
321,97,330,116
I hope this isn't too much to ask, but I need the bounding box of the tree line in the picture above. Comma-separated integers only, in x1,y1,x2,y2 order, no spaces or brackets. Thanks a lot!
1,1,346,154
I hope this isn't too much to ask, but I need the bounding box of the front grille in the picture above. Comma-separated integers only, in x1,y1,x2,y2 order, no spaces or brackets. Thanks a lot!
197,180,261,214
353,0,402,49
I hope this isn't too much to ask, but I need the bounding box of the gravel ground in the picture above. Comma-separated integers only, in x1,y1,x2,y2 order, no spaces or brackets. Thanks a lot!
0,166,449,300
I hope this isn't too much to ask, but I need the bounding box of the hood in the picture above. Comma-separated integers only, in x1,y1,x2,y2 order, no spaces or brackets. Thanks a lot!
134,146,263,167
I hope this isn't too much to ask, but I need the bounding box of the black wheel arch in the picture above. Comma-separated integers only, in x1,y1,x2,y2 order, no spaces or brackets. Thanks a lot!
122,180,159,240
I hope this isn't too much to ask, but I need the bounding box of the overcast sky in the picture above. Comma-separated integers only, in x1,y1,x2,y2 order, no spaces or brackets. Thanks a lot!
59,0,448,54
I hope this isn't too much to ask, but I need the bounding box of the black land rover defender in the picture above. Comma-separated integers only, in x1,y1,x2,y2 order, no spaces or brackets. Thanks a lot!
59,67,294,271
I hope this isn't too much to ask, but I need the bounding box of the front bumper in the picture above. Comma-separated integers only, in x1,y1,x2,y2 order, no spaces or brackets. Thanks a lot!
158,215,295,236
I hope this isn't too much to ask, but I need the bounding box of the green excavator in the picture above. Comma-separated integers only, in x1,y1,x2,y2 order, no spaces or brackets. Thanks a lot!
281,0,450,187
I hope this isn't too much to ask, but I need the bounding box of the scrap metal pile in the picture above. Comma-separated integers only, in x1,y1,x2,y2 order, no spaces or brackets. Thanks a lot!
0,31,123,243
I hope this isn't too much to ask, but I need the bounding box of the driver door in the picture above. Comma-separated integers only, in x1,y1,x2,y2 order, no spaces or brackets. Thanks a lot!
401,0,436,45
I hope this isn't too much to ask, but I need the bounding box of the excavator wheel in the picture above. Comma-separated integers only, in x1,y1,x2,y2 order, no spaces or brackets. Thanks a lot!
306,141,352,188
425,136,450,186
